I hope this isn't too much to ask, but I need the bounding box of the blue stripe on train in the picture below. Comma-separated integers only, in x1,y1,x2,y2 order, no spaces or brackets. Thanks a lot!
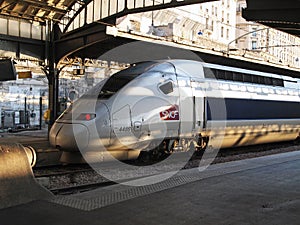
207,97,300,120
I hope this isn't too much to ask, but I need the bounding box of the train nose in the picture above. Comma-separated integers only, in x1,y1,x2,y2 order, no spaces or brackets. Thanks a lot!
49,101,111,152
49,122,89,151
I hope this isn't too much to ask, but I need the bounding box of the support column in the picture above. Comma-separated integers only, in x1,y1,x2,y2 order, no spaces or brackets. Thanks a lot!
45,20,59,128
39,96,42,130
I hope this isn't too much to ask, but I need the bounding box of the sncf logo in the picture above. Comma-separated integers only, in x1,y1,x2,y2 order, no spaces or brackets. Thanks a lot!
160,105,180,120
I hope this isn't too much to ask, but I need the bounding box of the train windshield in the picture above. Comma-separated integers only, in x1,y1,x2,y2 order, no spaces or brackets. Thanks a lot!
98,61,158,99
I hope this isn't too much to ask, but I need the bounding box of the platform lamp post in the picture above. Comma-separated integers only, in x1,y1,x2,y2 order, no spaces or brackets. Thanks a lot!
226,27,270,55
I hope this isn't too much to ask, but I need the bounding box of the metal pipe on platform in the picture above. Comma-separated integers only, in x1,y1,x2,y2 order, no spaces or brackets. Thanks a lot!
0,143,52,209
23,146,37,167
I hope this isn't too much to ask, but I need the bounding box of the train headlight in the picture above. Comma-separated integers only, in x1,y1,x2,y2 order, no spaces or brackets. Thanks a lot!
76,113,96,121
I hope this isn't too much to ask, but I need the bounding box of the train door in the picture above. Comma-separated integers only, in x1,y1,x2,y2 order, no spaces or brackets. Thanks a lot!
157,72,180,135
177,75,194,138
112,104,134,148
191,79,206,131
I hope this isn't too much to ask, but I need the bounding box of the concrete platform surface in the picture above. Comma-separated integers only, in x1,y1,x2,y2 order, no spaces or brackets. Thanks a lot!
0,128,48,145
0,151,299,225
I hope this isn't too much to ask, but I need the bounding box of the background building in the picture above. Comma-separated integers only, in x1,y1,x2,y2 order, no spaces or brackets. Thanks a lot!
117,0,237,51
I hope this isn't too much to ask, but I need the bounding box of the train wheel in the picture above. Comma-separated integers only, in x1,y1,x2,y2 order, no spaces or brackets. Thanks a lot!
179,138,194,152
167,138,197,154
137,151,150,162
167,139,179,153
196,134,209,151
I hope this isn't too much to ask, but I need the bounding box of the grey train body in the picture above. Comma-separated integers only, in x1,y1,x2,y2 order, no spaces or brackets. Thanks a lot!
50,60,300,162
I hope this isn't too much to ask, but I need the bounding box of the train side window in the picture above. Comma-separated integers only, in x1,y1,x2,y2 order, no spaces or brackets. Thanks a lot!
272,78,284,87
233,72,243,82
217,70,226,80
264,77,272,85
222,70,233,81
203,67,215,79
252,75,259,84
159,81,174,95
243,74,252,83
257,76,265,84
204,66,285,88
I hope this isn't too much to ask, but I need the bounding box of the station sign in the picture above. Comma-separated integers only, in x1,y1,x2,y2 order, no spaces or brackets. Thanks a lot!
18,71,32,79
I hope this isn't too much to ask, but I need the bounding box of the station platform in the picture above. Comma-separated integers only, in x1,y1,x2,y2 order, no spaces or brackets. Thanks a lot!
0,150,299,225
0,128,48,145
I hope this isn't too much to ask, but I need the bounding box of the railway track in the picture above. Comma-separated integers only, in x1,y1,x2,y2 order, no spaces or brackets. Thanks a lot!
49,180,117,195
33,164,109,193
34,164,93,178
35,141,300,195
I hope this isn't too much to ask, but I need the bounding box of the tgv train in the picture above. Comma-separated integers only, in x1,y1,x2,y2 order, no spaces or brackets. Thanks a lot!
49,60,300,162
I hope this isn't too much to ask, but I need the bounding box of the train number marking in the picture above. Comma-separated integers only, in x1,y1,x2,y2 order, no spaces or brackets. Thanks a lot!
118,126,131,132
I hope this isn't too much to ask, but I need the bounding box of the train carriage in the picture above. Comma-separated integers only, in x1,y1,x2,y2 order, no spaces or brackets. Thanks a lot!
49,60,300,162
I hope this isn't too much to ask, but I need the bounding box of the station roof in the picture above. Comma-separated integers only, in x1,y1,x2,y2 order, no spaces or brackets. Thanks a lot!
0,0,298,38
0,0,78,23
243,0,300,37
0,0,217,27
